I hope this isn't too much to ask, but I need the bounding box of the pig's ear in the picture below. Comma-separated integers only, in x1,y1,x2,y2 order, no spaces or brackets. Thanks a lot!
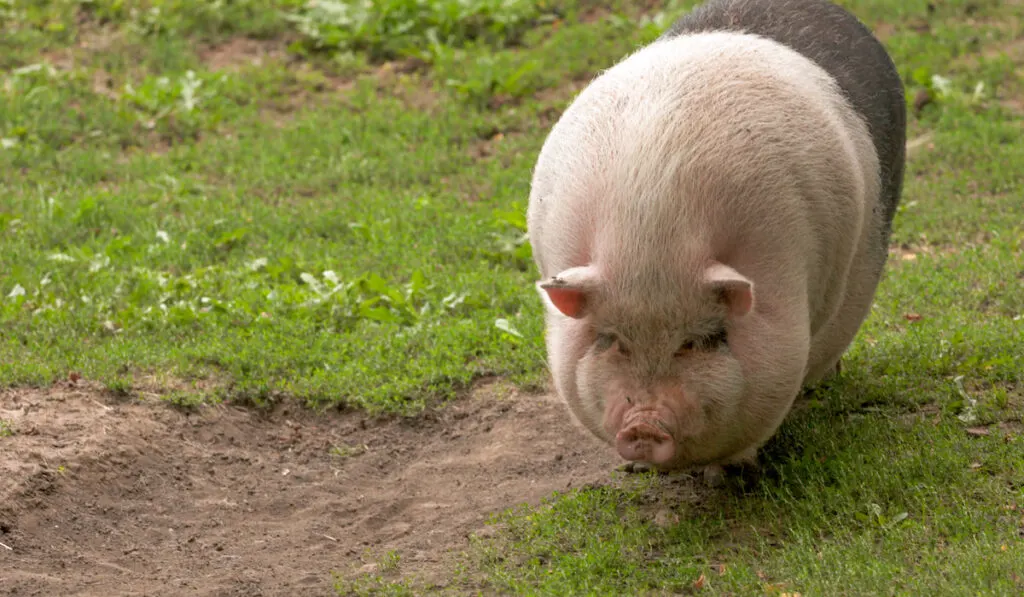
705,263,754,318
538,266,600,319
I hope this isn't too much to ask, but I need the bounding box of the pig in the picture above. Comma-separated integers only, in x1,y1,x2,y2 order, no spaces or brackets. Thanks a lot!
526,0,906,473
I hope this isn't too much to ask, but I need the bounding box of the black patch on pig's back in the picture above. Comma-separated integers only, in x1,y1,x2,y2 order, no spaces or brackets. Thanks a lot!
661,0,906,243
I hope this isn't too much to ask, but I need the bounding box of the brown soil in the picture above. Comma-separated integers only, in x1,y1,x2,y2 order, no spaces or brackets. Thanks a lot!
0,380,619,596
199,38,288,71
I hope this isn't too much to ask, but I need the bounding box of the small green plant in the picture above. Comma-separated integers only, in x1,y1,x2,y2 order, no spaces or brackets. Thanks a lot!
331,550,414,596
118,70,229,138
0,63,75,153
0,419,14,437
481,207,532,270
329,443,366,459
77,0,305,39
378,549,401,573
105,376,134,397
910,66,990,117
856,503,911,533
494,317,523,343
296,268,437,327
433,46,544,105
0,0,78,41
332,572,416,597
164,390,205,409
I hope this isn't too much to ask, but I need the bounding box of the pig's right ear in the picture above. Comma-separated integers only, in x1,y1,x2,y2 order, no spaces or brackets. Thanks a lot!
538,266,600,319
705,263,754,318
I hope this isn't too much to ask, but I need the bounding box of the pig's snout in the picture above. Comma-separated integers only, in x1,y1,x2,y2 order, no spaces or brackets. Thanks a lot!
615,421,676,465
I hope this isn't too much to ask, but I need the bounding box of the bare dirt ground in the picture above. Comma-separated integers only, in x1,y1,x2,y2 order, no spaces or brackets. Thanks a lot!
0,380,620,596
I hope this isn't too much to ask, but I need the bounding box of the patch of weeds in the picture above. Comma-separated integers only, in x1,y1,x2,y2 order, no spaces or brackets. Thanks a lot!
1,186,535,408
0,0,80,62
480,206,532,271
3,209,481,337
0,63,120,159
494,316,524,345
431,43,545,106
332,574,416,597
329,442,366,459
118,69,233,140
909,64,991,118
79,0,305,40
105,375,134,397
378,549,401,573
163,389,205,409
297,269,434,328
285,0,569,62
429,6,674,107
0,61,251,161
97,264,470,333
945,378,1024,428
332,550,416,597
0,419,14,437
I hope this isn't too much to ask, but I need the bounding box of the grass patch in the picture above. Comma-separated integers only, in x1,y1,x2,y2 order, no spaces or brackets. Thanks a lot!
285,0,568,60
0,0,693,411
473,409,1024,595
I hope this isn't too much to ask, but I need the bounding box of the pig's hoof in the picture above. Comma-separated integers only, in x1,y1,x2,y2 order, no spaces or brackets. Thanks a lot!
726,445,760,467
824,359,843,381
620,462,653,474
701,464,726,488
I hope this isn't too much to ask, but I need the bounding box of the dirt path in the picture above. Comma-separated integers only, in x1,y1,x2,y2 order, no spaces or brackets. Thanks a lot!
0,380,620,596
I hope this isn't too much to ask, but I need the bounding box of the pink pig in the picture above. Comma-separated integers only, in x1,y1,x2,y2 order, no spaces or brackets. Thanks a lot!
527,0,905,472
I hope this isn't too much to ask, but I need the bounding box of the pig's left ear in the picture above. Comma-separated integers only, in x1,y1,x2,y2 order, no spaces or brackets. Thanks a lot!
704,263,754,318
538,265,600,319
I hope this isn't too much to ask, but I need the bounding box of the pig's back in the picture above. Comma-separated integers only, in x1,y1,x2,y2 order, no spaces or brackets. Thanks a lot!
662,0,905,245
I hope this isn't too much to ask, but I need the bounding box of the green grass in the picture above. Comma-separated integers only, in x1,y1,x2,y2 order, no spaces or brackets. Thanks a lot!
1,0,1022,593
0,0,674,411
469,397,1024,595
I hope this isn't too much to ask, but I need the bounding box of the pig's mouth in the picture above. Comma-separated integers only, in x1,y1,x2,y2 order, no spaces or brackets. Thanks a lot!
614,410,677,466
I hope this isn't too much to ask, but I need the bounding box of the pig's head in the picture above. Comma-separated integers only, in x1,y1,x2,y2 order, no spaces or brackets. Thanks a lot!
539,261,757,470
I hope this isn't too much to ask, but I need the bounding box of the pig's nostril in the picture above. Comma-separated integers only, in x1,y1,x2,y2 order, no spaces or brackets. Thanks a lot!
615,422,675,465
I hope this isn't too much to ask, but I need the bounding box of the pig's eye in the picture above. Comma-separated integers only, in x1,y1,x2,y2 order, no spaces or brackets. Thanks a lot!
674,329,728,356
616,339,632,357
704,328,728,349
596,333,630,356
674,339,697,356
